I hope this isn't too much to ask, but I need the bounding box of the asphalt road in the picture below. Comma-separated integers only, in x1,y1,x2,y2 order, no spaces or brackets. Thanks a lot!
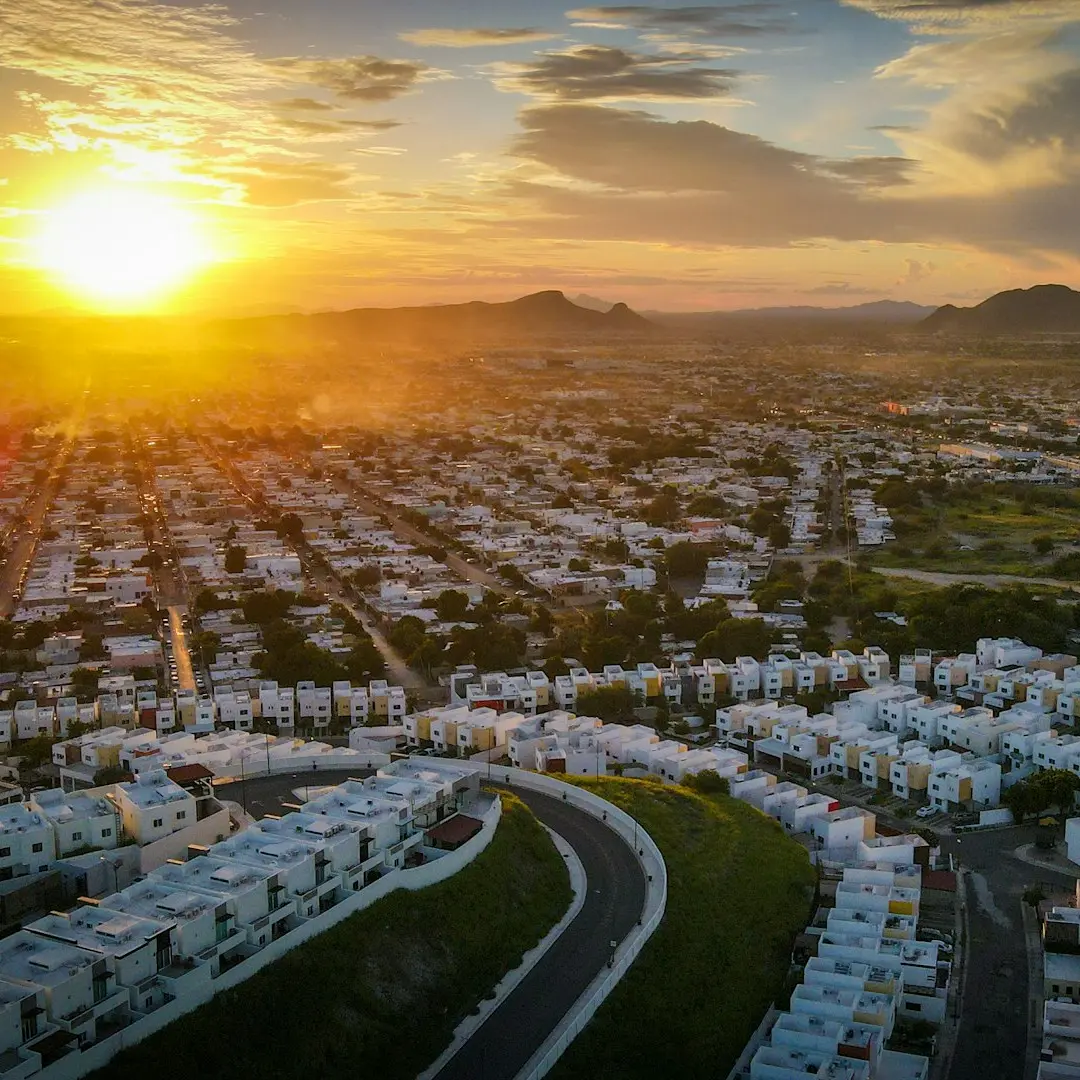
167,606,196,692
215,768,376,819
939,827,1075,1080
0,440,72,617
433,784,647,1080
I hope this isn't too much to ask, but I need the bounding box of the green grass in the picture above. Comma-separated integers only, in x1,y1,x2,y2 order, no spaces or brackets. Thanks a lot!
869,490,1080,578
91,794,571,1080
551,777,815,1080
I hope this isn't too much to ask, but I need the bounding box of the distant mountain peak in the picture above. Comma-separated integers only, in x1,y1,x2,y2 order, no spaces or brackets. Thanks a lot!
922,283,1080,334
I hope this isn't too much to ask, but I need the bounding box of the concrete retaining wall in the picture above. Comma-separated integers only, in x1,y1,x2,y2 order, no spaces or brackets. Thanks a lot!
38,795,502,1080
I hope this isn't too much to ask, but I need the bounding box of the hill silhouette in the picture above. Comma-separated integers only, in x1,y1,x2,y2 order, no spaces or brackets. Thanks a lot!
922,284,1080,334
235,290,654,346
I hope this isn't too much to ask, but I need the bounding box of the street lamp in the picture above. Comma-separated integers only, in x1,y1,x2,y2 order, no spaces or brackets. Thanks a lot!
100,856,121,895
608,939,617,969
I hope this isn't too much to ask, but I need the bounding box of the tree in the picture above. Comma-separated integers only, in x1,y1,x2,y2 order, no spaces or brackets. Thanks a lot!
352,565,382,590
70,667,100,699
389,616,428,655
435,590,470,621
575,685,640,723
568,557,590,573
768,521,792,549
644,491,681,527
664,542,708,578
696,618,773,663
17,734,55,769
79,634,107,661
1033,534,1055,555
683,770,730,795
242,590,296,625
224,545,248,574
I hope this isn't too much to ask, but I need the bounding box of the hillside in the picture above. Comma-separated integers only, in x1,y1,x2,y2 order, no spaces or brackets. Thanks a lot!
922,284,1080,335
231,289,655,347
552,776,815,1080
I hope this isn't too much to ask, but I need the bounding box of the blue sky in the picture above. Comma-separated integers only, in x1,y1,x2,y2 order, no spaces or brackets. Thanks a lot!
2,0,1079,312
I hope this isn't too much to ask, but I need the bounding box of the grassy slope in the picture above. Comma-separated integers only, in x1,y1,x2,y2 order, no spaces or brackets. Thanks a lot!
92,794,571,1080
552,777,815,1080
869,490,1080,577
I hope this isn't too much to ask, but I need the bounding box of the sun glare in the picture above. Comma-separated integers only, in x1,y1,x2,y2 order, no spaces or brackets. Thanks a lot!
35,189,213,306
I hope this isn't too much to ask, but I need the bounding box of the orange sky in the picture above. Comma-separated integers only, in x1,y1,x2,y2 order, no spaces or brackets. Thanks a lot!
2,0,1079,314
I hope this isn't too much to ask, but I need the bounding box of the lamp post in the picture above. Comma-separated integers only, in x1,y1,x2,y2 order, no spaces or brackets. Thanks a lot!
100,855,121,895
608,939,617,969
239,753,247,815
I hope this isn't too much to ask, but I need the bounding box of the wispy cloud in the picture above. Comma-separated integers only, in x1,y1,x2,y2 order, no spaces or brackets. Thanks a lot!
567,4,795,37
492,45,741,102
399,27,558,47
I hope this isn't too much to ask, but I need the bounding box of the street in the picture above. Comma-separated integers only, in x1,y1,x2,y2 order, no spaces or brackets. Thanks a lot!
938,827,1074,1080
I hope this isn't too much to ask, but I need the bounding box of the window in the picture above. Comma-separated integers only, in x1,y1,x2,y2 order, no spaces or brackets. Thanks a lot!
153,818,163,828
72,832,82,842
31,843,42,854
102,828,112,838
1054,985,1061,994
21,1015,37,1042
0,847,9,858
176,811,186,821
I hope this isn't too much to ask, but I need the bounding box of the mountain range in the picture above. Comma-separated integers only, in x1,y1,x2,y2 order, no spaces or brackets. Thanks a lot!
232,289,653,345
921,284,1080,335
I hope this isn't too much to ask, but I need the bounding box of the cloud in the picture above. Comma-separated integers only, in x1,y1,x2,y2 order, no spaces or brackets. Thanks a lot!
839,0,1080,33
269,55,439,103
806,282,879,296
897,258,937,285
567,4,793,37
399,27,558,47
212,160,362,207
497,102,1080,258
492,45,740,102
277,97,336,112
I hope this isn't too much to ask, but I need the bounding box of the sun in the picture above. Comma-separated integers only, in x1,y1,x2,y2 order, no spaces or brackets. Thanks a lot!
35,188,213,305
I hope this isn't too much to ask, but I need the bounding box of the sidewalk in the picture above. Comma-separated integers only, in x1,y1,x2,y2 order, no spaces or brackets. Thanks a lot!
1012,843,1080,877
1021,901,1044,1080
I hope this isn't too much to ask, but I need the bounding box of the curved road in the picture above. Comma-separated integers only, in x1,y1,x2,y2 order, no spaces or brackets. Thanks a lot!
434,785,647,1080
213,772,649,1080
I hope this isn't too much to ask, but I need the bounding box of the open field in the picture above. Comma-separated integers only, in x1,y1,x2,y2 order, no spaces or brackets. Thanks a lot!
868,484,1080,578
92,795,571,1080
551,777,816,1080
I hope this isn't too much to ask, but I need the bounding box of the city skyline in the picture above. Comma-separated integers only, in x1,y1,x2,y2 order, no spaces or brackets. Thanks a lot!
2,0,1080,313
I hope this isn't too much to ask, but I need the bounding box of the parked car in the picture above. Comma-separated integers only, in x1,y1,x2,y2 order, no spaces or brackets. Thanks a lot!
915,805,938,819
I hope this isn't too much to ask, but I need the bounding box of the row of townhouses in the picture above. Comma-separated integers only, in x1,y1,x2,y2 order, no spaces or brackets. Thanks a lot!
0,758,482,1079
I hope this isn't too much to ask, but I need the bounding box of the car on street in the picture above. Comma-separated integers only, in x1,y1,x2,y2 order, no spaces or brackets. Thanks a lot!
915,805,938,819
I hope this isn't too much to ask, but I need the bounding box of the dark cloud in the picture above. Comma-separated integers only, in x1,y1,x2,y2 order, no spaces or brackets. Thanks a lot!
567,4,794,37
823,155,917,186
271,55,434,102
399,27,557,46
493,45,739,101
501,102,1080,255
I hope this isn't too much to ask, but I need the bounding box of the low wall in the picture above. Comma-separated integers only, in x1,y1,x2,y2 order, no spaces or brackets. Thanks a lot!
208,751,391,782
427,762,668,1080
41,795,502,1080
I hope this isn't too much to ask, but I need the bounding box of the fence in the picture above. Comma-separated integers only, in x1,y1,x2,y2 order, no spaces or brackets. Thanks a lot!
39,795,501,1080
